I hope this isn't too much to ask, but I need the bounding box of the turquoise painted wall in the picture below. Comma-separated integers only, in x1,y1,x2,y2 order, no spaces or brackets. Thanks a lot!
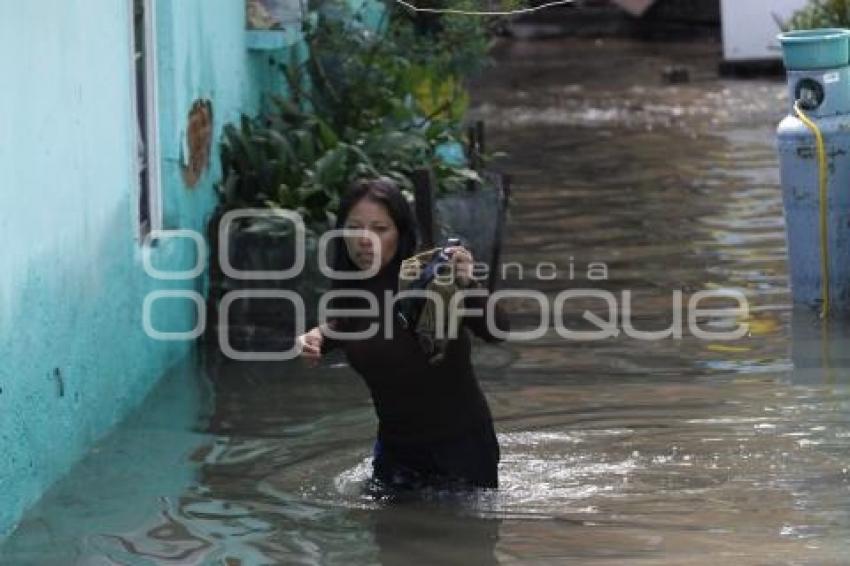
0,359,213,561
0,0,303,539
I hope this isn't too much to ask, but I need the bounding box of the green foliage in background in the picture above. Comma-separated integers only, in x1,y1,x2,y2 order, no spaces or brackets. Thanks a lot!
783,0,850,30
216,0,519,230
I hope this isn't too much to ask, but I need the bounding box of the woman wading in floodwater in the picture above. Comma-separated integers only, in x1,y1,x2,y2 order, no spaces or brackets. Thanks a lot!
296,177,510,491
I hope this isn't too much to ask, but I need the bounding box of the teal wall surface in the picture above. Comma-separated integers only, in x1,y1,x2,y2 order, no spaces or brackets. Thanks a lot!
0,359,214,562
0,0,302,539
349,0,389,31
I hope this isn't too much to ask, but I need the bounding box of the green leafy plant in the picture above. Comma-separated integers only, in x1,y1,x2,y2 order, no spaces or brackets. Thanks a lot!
284,1,475,137
216,95,481,228
215,0,513,228
217,99,376,232
783,0,850,30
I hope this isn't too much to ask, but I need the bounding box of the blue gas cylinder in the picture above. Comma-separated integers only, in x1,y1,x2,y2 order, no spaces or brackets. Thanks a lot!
777,29,850,313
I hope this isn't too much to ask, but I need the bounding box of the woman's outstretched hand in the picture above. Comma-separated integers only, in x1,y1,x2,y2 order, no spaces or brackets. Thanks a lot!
297,326,324,368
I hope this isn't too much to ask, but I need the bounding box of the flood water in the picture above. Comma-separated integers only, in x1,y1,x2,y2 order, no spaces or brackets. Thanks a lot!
4,38,850,565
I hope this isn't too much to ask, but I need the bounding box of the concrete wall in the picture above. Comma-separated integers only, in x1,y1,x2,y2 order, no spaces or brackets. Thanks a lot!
0,0,300,539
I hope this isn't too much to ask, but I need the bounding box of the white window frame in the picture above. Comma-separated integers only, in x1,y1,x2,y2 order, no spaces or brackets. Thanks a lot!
129,0,163,243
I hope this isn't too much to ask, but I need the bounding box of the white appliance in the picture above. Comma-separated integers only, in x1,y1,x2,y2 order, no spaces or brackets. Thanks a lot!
721,0,810,62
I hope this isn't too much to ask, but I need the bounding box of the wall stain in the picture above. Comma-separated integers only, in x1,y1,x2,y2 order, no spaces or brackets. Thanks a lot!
180,99,213,188
53,367,64,398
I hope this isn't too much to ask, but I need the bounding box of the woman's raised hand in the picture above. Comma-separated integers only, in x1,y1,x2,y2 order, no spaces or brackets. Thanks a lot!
297,326,324,368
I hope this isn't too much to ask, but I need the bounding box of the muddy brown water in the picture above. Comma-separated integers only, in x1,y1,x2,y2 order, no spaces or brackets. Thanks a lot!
3,38,850,565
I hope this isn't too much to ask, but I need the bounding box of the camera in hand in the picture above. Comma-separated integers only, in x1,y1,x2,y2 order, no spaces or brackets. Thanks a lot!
396,237,462,330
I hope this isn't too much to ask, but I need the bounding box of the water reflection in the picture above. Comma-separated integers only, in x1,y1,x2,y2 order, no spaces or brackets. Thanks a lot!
367,504,501,566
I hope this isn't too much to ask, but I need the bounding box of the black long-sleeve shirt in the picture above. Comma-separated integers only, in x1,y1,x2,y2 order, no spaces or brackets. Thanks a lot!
320,261,510,446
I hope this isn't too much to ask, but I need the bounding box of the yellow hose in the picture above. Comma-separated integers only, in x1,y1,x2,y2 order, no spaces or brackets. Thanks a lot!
794,101,830,318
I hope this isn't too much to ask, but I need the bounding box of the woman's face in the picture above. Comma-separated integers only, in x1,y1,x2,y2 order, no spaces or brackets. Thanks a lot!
343,198,399,271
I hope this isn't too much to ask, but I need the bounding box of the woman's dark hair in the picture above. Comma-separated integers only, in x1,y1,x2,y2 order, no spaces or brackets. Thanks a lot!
329,176,419,287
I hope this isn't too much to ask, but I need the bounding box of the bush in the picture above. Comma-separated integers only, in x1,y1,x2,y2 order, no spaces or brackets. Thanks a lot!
784,0,850,30
215,0,517,231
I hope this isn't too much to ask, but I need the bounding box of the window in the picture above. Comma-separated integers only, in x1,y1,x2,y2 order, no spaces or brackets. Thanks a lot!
130,0,162,241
